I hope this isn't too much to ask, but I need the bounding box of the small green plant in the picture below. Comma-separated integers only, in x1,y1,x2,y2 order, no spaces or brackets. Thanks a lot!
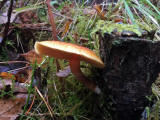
0,78,15,98
19,63,37,120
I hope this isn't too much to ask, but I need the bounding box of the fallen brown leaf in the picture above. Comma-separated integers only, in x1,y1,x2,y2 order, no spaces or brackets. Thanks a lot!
15,68,32,83
0,94,27,120
93,5,106,20
20,49,43,64
0,72,16,80
61,19,73,37
0,67,32,83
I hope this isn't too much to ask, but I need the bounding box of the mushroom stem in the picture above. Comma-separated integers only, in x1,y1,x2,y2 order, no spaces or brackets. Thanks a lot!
69,58,101,94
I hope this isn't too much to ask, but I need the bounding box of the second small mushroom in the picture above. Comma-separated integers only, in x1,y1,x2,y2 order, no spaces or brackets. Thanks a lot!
34,40,105,94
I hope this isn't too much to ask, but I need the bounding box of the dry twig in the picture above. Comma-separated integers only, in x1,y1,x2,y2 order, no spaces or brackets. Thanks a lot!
35,86,54,118
1,0,14,45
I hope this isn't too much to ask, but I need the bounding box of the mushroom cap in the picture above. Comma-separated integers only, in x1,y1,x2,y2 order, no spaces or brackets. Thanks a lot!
35,41,105,68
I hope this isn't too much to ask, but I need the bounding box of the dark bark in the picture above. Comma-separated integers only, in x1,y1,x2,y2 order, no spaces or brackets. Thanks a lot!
99,33,160,120
1,0,14,46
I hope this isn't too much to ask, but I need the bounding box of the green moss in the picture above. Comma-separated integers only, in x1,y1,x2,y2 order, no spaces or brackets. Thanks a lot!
136,21,157,31
76,15,90,36
91,20,143,36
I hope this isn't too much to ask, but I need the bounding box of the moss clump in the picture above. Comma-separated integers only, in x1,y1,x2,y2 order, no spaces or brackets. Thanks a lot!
76,15,88,36
136,21,157,31
92,20,143,36
75,15,93,37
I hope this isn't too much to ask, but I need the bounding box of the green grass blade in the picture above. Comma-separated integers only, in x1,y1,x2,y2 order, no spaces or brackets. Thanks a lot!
142,6,160,20
123,0,136,24
145,0,160,16
134,1,160,20
134,5,159,28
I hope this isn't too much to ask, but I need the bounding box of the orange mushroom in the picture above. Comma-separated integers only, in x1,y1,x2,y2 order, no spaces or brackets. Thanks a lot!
34,41,105,94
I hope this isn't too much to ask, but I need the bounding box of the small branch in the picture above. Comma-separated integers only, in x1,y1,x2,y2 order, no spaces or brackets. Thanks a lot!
46,0,58,41
1,0,14,45
25,94,36,115
11,23,52,32
52,11,73,20
35,86,54,118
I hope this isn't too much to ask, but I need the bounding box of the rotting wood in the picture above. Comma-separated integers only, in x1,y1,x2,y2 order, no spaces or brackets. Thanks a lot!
99,32,160,120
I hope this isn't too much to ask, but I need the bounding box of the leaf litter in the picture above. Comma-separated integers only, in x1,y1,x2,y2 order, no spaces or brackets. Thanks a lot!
0,93,27,120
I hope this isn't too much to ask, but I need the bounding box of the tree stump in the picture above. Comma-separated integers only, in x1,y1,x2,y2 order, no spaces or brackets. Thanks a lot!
99,32,160,120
